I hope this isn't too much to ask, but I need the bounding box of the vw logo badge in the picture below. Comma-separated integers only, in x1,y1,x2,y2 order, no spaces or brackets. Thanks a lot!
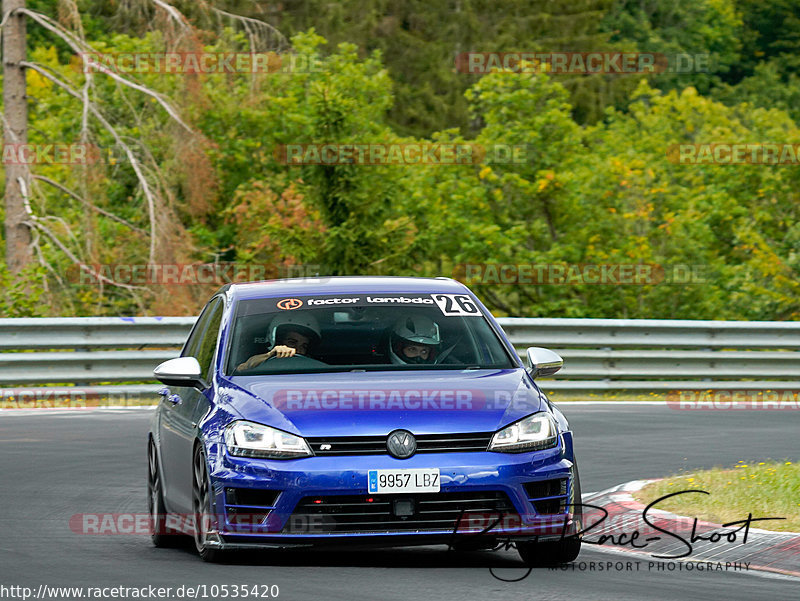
387,429,416,459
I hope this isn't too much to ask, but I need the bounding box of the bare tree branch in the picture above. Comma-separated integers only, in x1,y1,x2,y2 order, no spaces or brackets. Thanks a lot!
21,61,159,263
19,177,147,292
203,4,289,51
151,0,191,28
31,174,146,234
15,8,92,54
17,8,192,133
82,59,193,132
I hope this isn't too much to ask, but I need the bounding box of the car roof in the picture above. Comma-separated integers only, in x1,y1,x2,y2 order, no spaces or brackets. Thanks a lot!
222,276,470,302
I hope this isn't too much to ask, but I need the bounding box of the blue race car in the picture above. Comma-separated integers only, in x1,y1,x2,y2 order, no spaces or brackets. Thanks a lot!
148,276,582,563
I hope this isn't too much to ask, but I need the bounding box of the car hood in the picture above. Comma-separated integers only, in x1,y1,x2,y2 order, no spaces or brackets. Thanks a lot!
219,368,545,437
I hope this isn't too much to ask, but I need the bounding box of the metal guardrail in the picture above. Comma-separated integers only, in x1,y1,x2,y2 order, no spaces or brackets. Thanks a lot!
498,318,800,349
0,317,195,350
0,317,798,393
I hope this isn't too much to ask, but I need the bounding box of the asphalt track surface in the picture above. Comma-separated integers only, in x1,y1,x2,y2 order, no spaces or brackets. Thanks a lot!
1,404,798,601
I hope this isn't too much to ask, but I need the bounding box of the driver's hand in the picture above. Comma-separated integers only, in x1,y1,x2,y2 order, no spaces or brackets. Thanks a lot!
268,345,297,359
237,346,297,372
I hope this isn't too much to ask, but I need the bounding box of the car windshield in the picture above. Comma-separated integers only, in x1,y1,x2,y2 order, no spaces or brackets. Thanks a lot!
225,293,515,375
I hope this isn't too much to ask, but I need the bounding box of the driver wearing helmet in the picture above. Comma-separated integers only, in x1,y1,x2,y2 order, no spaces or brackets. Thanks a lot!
236,313,321,372
389,315,441,365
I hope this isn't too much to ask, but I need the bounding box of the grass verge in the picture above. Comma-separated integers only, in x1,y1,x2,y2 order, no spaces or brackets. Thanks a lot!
545,390,668,402
633,460,800,532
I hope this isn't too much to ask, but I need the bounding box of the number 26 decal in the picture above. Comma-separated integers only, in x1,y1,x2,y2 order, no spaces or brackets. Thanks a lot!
432,294,480,316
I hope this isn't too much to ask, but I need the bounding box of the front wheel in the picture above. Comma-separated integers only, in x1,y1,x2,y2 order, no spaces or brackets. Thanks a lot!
192,444,227,562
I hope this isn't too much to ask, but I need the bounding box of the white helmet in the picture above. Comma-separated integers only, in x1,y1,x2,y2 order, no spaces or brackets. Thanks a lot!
267,313,321,349
389,315,440,365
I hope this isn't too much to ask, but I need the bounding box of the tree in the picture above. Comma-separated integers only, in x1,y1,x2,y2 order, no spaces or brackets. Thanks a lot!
1,0,287,314
268,0,626,135
404,72,800,320
2,0,33,275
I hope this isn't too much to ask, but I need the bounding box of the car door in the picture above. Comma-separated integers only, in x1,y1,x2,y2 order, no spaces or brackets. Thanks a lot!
160,297,223,512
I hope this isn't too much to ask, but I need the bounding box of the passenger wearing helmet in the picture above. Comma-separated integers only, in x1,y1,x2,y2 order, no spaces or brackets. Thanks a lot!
237,313,321,371
389,315,441,365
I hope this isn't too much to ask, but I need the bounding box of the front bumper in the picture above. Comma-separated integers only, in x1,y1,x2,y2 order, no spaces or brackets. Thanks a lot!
201,432,580,549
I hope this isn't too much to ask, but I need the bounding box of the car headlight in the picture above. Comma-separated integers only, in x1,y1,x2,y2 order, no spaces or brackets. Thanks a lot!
488,413,558,453
224,420,313,459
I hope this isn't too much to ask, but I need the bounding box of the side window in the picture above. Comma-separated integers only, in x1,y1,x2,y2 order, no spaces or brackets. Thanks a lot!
195,299,224,380
182,306,213,359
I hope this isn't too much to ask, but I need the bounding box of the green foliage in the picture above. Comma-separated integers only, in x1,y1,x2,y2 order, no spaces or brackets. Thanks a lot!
604,0,800,133
601,0,744,94
564,82,800,319
729,0,800,80
0,265,47,317
403,76,800,319
268,0,624,134
3,2,800,320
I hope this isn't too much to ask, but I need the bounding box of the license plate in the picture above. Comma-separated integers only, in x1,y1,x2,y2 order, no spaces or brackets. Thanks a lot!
368,468,440,494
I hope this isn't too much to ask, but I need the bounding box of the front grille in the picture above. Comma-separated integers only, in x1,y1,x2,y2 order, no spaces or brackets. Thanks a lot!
282,491,514,534
524,478,568,515
306,432,493,456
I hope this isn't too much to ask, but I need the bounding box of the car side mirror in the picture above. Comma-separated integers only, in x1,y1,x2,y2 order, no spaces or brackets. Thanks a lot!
525,347,563,379
154,357,207,390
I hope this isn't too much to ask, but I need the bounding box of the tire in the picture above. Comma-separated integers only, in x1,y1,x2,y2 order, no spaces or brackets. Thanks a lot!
517,537,581,567
148,440,181,547
191,444,227,563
